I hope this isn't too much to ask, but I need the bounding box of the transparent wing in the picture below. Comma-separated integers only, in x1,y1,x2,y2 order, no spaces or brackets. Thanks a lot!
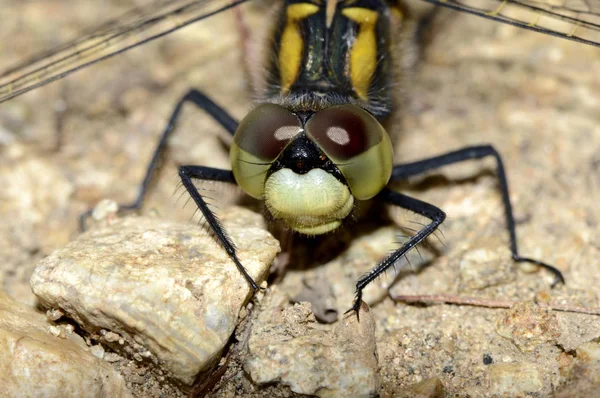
422,0,600,46
2,0,599,105
0,0,251,104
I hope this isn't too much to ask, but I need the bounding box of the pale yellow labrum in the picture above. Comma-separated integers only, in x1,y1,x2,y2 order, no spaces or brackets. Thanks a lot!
264,168,354,235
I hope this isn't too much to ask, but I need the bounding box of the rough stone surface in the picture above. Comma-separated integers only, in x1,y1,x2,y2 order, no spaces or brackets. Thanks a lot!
245,288,379,397
456,241,516,291
392,377,445,398
31,211,279,386
488,362,544,397
0,292,131,397
555,341,600,397
0,146,74,306
495,301,561,352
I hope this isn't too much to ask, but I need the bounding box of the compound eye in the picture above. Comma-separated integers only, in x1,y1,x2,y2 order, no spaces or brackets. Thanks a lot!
305,105,374,160
231,104,302,199
233,103,303,161
305,105,393,200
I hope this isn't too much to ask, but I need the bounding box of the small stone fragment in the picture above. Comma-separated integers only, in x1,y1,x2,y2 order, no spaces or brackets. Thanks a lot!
483,353,493,365
552,290,600,351
245,287,379,397
290,271,338,323
103,331,121,343
31,210,280,386
488,362,543,397
91,198,119,223
456,240,516,291
46,308,64,321
47,323,74,339
393,377,445,398
91,344,105,359
0,291,131,397
495,301,560,352
105,352,123,362
48,324,61,337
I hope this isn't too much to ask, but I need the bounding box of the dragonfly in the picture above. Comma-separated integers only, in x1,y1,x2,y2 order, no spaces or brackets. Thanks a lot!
1,0,598,314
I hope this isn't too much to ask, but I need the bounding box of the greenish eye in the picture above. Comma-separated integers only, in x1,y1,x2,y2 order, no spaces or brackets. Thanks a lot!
305,105,393,200
230,104,302,198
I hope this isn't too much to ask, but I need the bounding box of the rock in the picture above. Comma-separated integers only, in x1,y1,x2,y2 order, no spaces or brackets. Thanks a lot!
487,362,543,397
244,287,379,397
30,210,279,386
393,377,445,398
549,289,600,351
0,150,74,306
0,291,131,397
90,198,119,223
455,239,516,291
90,344,105,359
495,301,560,352
290,269,339,324
555,341,600,397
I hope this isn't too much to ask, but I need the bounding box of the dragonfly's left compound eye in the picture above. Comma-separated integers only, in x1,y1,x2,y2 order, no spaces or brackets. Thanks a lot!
305,105,393,200
231,103,303,199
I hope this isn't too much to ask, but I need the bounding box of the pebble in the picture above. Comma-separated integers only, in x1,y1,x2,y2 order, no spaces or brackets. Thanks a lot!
30,210,279,386
488,362,543,397
456,239,516,291
0,291,130,397
393,377,445,398
555,341,600,397
245,288,379,397
495,301,560,352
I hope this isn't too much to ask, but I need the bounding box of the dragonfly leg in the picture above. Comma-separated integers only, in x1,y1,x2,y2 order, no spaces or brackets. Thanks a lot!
390,144,565,286
347,189,445,317
178,165,259,291
79,89,238,231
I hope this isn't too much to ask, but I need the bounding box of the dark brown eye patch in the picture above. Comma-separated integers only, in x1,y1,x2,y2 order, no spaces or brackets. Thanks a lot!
234,103,303,161
305,105,381,161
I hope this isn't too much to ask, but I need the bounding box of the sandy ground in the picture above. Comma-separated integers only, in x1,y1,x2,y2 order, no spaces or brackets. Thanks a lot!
1,0,599,396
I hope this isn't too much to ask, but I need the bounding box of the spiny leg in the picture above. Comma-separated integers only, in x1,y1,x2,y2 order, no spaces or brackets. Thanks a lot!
179,165,259,291
79,89,238,230
391,144,564,285
349,189,446,315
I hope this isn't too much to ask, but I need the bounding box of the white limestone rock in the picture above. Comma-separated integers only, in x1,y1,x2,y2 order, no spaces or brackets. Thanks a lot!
245,288,379,397
30,209,279,386
487,362,544,397
0,291,131,397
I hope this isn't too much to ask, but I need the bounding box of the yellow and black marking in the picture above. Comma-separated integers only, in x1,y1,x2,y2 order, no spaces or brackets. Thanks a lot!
265,0,399,119
278,3,320,92
341,7,379,100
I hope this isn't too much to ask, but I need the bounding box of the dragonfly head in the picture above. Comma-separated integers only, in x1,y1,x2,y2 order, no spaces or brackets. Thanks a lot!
230,103,393,235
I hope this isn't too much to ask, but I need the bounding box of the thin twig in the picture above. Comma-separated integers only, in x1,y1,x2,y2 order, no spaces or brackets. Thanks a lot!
390,293,600,316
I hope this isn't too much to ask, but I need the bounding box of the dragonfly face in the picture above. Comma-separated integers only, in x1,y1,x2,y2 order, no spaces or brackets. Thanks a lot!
231,103,393,234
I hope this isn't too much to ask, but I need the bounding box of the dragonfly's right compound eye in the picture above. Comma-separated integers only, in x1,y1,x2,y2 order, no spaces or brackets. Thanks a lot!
230,104,303,199
305,105,393,200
